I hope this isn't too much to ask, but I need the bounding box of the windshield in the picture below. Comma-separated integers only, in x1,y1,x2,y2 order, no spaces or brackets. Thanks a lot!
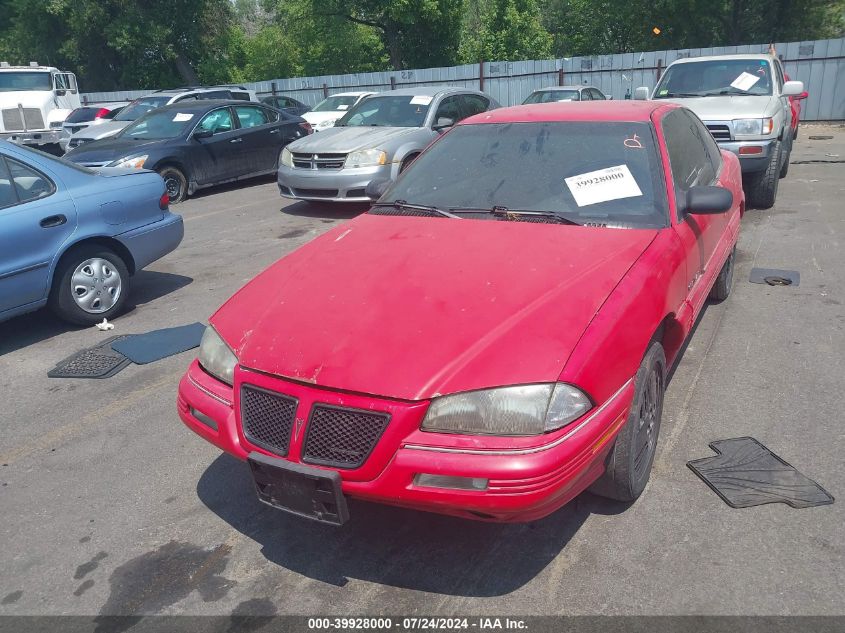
114,96,171,121
381,122,668,227
655,59,774,97
312,95,360,112
523,90,580,104
0,71,53,92
337,95,431,128
119,109,193,140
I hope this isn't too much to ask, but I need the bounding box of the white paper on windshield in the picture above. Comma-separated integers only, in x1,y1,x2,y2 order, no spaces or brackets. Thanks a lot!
410,95,433,105
337,104,349,110
173,113,194,122
730,72,761,92
564,164,643,207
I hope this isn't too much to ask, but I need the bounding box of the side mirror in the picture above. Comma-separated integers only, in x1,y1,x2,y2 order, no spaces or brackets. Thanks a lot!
634,87,649,100
193,129,213,140
433,117,455,131
796,91,809,101
782,80,804,97
684,185,733,215
55,89,67,97
365,178,392,201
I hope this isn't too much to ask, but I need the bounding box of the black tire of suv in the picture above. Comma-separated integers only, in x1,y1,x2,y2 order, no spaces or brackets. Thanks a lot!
746,139,781,210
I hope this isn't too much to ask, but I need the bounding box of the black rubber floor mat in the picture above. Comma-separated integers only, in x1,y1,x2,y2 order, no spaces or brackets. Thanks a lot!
749,268,800,286
48,335,131,379
110,322,205,364
688,437,834,509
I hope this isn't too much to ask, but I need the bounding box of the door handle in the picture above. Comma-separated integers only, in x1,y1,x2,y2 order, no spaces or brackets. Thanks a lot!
40,214,67,228
269,129,280,135
229,138,243,144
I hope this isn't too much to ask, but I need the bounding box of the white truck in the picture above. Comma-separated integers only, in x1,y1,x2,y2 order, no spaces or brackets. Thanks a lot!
0,61,81,149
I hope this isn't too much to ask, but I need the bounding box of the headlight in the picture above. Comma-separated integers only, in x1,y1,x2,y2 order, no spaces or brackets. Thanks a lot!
108,154,148,168
732,118,773,136
280,147,293,168
345,149,387,168
421,383,592,436
198,326,238,386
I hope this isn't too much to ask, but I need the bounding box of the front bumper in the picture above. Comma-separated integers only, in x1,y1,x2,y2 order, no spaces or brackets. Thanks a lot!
116,212,184,271
277,163,396,202
716,139,776,174
0,129,62,146
177,360,635,522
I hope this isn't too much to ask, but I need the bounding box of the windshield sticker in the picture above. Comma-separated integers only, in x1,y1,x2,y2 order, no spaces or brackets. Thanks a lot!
658,88,669,96
730,72,761,92
410,95,433,106
173,113,193,122
624,134,643,149
337,104,349,110
564,164,643,207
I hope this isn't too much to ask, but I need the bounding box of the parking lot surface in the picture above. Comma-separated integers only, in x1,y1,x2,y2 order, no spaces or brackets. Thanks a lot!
1,128,843,617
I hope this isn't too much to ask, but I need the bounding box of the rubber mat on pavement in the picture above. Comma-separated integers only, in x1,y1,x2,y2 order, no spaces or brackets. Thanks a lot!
48,335,131,379
110,322,205,364
688,437,834,509
749,268,800,286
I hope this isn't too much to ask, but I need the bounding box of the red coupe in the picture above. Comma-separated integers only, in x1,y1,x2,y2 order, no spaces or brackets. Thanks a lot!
178,101,744,524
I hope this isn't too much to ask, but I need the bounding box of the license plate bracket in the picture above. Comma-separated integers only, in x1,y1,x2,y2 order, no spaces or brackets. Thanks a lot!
248,451,349,525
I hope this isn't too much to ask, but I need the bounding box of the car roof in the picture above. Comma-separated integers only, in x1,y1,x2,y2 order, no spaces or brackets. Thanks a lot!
532,86,595,91
152,99,259,112
669,53,774,65
463,101,677,124
375,86,477,98
329,91,375,97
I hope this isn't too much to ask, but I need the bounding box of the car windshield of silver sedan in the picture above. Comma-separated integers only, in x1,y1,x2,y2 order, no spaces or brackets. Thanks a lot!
523,90,580,103
336,95,431,128
655,59,774,97
114,96,171,121
378,122,669,228
311,95,360,112
119,110,195,140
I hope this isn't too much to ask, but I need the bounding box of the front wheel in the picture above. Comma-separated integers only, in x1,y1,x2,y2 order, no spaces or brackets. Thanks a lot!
744,140,781,209
590,341,665,502
49,245,130,326
158,166,188,204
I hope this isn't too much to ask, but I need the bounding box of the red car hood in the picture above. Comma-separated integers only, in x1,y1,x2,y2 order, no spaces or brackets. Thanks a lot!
213,214,657,400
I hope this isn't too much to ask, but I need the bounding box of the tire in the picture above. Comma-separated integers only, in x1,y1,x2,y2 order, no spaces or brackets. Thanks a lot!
590,341,666,502
793,123,799,141
400,154,419,174
709,245,735,302
779,133,792,179
48,245,130,326
745,139,781,209
158,166,188,204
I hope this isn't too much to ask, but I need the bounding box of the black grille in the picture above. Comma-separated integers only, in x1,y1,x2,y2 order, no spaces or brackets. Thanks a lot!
303,405,390,469
241,385,298,456
293,188,339,198
707,124,732,141
291,152,347,169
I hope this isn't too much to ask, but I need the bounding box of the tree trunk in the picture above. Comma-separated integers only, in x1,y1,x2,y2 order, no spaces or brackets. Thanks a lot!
174,51,200,85
383,21,404,70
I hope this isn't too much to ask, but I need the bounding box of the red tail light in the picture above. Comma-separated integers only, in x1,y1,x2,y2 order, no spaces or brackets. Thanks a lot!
299,122,313,134
159,192,170,210
94,107,111,119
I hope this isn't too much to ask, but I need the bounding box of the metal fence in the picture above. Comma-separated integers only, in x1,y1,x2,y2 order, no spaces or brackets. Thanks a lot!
82,37,845,121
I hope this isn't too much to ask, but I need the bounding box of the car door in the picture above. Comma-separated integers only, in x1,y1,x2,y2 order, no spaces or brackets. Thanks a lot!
432,96,463,130
662,108,726,315
0,154,77,314
189,106,241,186
590,88,606,100
233,104,282,174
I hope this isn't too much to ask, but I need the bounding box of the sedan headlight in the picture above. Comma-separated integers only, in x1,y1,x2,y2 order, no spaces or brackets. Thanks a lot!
421,383,592,436
108,154,148,169
198,326,238,386
345,148,387,169
280,147,294,168
732,118,773,136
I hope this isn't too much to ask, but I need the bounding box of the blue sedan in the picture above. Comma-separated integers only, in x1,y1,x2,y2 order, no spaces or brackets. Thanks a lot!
0,140,183,325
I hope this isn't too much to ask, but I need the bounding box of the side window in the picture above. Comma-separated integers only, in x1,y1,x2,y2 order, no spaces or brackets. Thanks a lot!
661,109,715,194
591,89,606,100
54,74,69,90
235,106,270,128
231,91,251,101
197,108,234,135
174,95,198,102
581,89,592,101
198,91,230,100
461,94,490,118
0,157,17,209
433,96,462,125
6,157,55,203
773,60,785,90
686,110,722,179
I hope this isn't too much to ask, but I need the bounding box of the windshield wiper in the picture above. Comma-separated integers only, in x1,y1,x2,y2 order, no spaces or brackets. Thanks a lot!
372,200,459,218
450,206,581,225
699,88,750,97
658,91,704,98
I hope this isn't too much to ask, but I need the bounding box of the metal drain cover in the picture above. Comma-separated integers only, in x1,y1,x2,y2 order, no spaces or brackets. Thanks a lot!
48,335,132,379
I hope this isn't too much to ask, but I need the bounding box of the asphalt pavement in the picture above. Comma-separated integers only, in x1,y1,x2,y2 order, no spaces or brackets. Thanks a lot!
1,127,843,617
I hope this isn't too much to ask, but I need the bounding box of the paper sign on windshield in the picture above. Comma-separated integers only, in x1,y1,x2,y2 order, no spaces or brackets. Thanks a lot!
173,113,193,122
730,72,761,92
337,104,349,110
564,164,643,207
410,95,433,105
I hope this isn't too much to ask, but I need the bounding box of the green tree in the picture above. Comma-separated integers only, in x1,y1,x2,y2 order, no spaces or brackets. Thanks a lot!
461,0,552,62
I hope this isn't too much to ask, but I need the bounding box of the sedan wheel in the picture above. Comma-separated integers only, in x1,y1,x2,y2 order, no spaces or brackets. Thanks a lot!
49,246,130,326
158,166,187,204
